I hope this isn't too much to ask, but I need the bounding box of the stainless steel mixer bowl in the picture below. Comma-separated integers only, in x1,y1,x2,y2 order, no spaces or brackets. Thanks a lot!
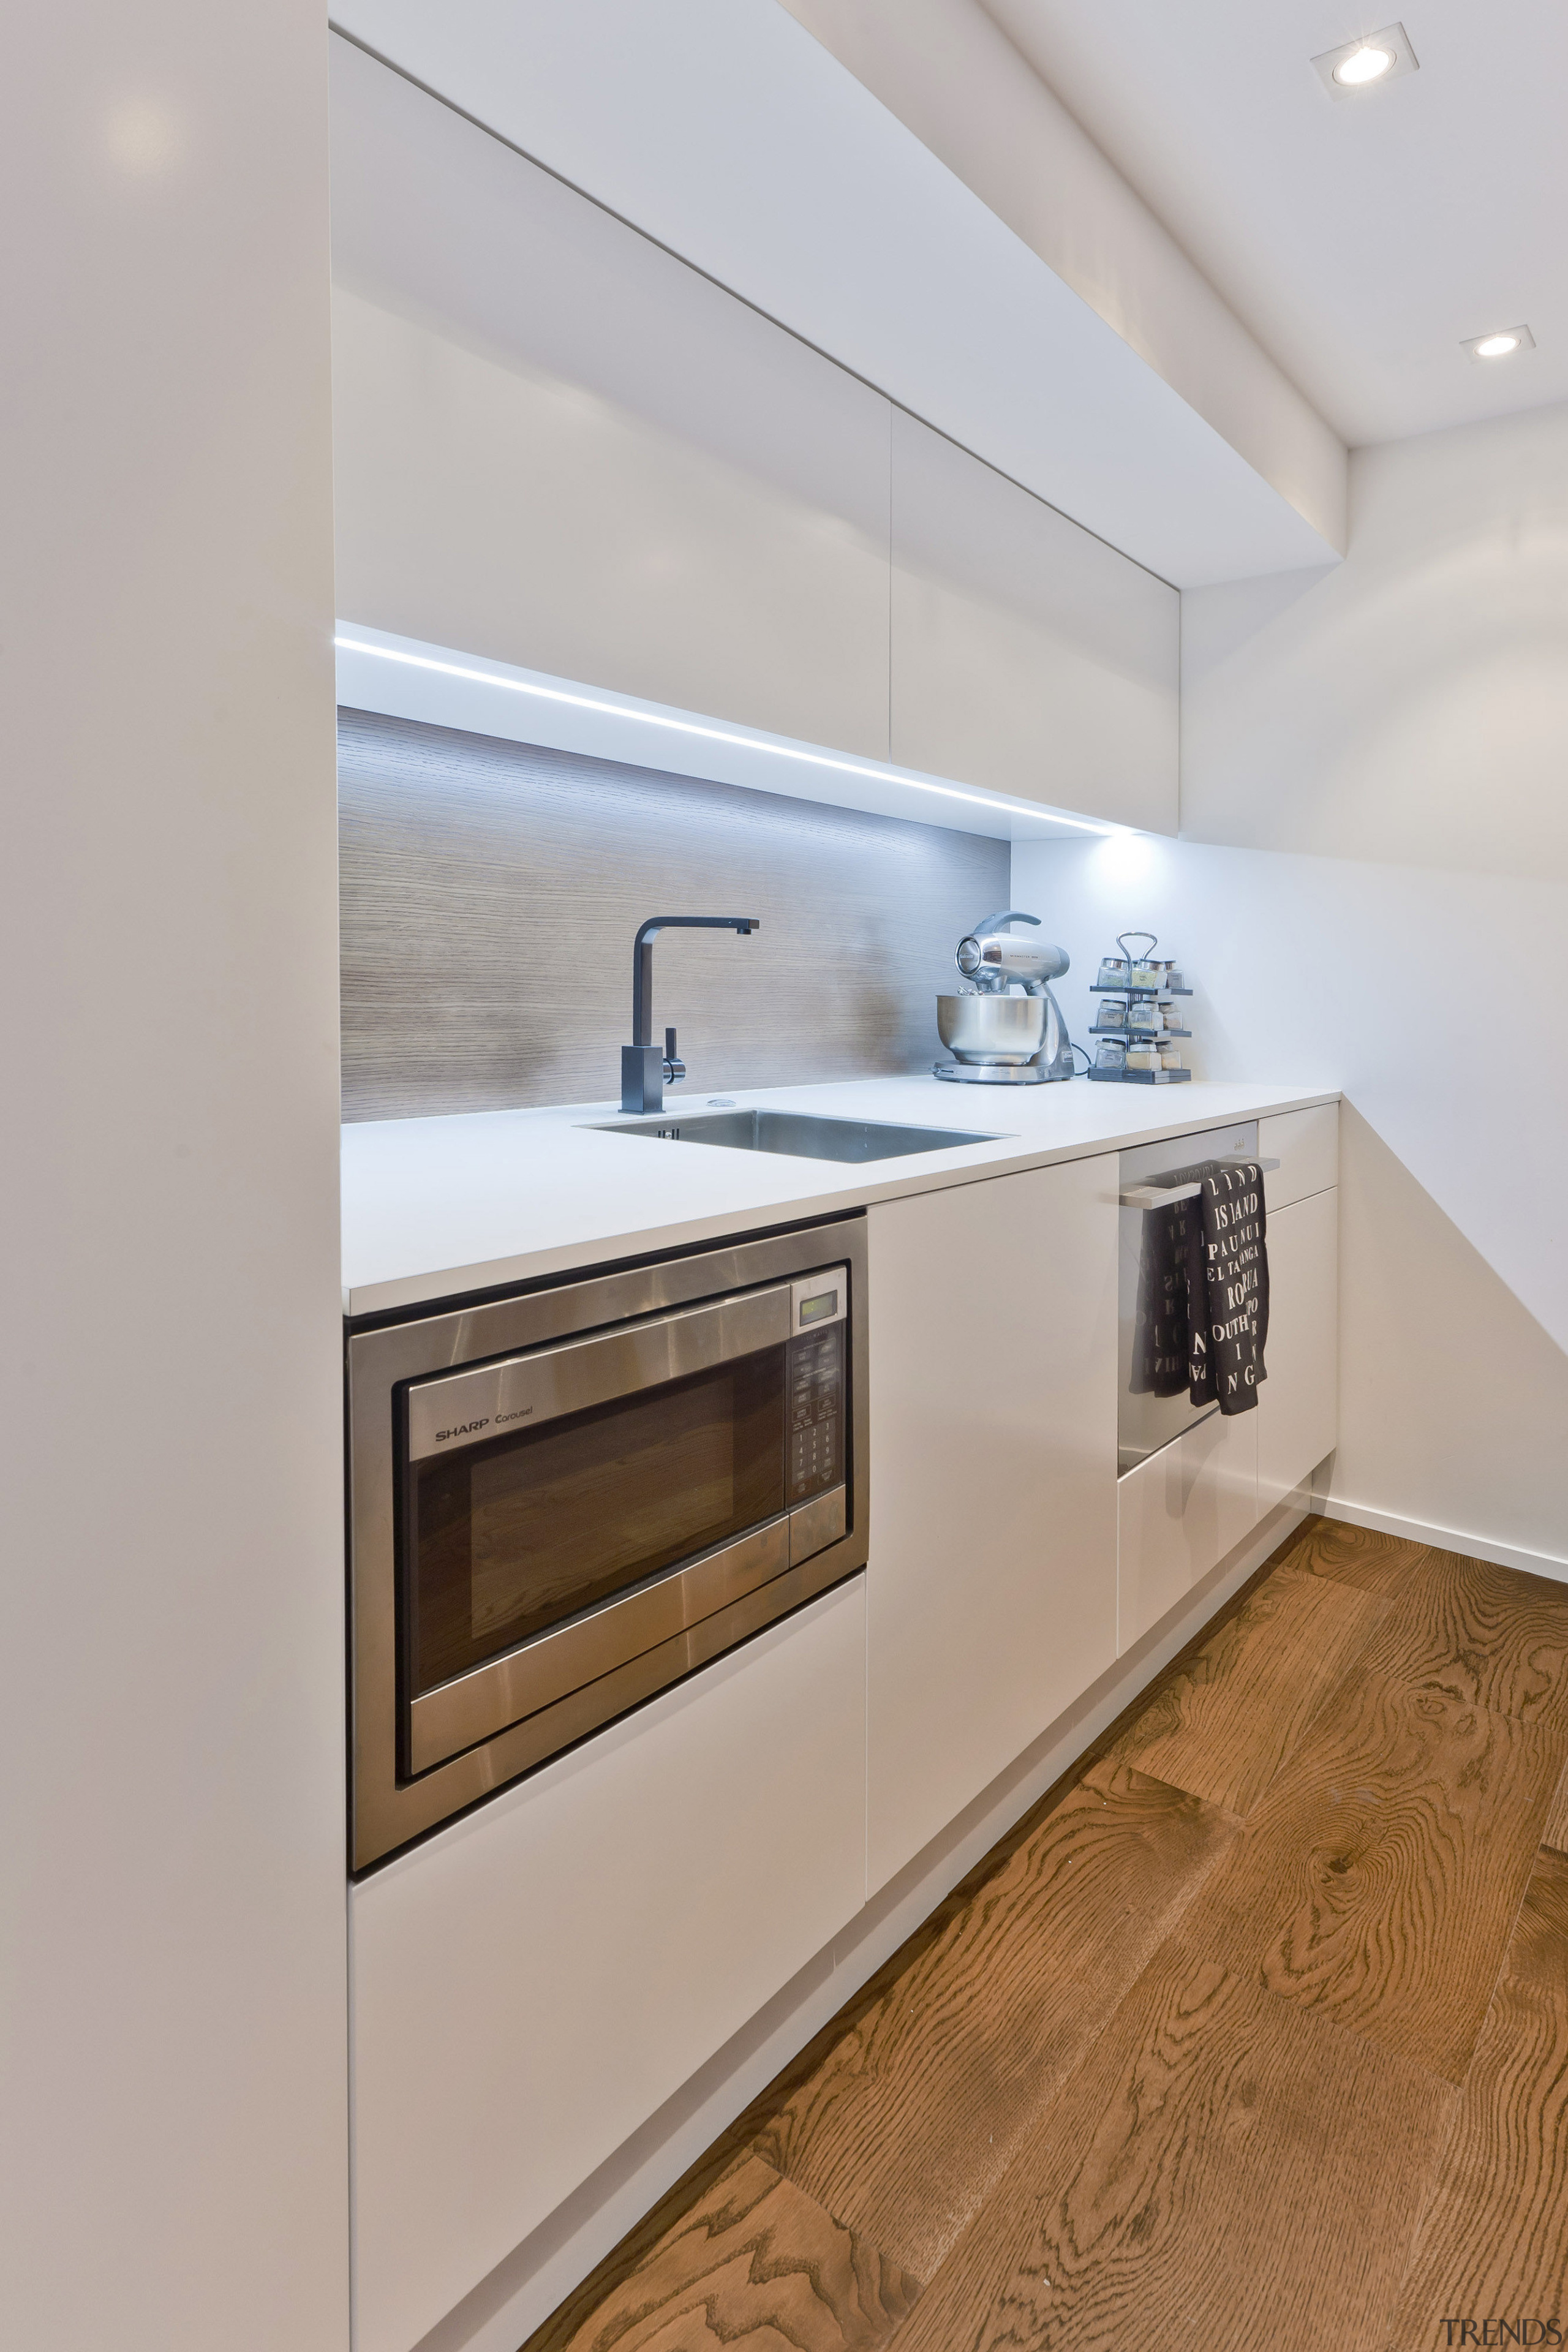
936,992,1047,1065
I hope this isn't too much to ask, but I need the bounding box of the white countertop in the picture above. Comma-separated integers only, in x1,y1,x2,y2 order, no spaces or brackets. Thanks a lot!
341,1073,1339,1318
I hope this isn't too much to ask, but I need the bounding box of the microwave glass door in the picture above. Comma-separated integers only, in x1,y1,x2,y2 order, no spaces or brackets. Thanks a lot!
407,1350,786,1700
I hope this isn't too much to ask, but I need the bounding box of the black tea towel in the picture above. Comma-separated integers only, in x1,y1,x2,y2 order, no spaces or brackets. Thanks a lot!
1186,1160,1268,1412
1129,1160,1269,1414
1129,1194,1194,1398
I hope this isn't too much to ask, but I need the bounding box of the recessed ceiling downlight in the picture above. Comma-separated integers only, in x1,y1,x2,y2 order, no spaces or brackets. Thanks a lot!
1461,325,1536,363
1311,24,1419,99
1333,45,1394,85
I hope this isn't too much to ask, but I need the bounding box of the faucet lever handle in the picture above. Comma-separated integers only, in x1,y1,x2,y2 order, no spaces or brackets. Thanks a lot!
662,1026,687,1086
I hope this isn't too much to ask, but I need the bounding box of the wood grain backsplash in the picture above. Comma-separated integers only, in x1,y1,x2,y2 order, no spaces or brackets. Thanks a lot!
339,710,1009,1122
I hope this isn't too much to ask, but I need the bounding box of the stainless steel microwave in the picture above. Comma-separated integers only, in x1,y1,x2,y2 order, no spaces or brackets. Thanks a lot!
347,1216,869,1871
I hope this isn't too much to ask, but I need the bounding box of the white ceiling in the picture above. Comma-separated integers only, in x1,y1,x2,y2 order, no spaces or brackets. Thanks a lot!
981,0,1568,447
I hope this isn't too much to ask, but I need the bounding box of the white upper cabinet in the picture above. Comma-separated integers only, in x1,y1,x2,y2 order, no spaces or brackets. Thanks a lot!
331,40,1183,824
889,410,1180,831
330,37,893,759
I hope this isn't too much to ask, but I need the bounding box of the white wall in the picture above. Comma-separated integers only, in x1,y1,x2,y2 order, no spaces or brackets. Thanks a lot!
1014,401,1568,1574
0,9,349,2350
1182,404,1568,882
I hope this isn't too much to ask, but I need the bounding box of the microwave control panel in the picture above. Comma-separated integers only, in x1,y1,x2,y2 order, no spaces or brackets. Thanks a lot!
787,1319,843,1502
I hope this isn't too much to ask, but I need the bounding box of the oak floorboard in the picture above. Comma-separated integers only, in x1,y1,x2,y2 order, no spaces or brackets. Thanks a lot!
884,1933,1455,2352
523,2151,920,2352
1543,1758,1568,1856
1355,1547,1568,1734
1286,1513,1434,1599
1108,1562,1391,1817
524,1533,1568,2352
742,1761,1241,2283
1388,1852,1568,2349
1179,1668,1565,2082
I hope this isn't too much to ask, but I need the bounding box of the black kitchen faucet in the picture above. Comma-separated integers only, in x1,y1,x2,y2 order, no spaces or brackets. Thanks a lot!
620,915,760,1114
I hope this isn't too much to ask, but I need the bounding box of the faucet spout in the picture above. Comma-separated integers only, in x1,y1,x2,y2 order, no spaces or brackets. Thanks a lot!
622,916,760,1114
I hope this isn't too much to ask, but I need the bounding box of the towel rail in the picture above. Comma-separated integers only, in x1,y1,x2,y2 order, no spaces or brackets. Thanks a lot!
1118,1155,1278,1212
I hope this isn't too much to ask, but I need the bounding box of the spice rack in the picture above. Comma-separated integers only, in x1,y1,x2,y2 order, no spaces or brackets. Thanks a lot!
1087,929,1193,1084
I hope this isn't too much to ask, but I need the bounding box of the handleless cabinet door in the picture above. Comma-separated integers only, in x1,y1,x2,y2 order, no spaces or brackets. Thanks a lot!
889,410,1179,832
1257,1186,1340,1512
330,37,892,759
1118,1408,1259,1656
350,1580,866,2352
867,1158,1118,1894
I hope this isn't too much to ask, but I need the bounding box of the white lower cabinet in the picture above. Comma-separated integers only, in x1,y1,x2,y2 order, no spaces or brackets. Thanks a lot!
1258,1186,1340,1511
866,1158,1119,1895
1260,1102,1339,1213
349,1579,867,2352
1118,1408,1259,1654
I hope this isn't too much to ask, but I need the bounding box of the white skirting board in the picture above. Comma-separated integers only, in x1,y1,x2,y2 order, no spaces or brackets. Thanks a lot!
1317,1493,1568,1586
406,1486,1311,2352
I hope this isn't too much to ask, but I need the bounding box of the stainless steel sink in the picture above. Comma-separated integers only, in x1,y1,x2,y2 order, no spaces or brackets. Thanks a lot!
585,1108,1005,1163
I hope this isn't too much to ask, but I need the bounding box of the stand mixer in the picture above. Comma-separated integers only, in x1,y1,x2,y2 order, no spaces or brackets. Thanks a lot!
934,911,1074,1085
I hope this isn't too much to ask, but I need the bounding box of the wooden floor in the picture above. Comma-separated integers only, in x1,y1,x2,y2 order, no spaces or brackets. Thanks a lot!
521,1517,1568,2352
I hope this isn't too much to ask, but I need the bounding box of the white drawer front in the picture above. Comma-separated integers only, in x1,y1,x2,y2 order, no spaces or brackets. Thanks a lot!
1259,1187,1340,1511
350,1578,867,2352
1118,1409,1259,1655
1260,1102,1338,1211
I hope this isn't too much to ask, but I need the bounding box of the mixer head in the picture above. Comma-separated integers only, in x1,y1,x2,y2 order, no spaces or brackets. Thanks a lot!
955,909,1069,993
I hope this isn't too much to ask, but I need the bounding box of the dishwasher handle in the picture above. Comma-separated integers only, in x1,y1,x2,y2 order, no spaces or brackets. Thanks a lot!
1120,1155,1279,1211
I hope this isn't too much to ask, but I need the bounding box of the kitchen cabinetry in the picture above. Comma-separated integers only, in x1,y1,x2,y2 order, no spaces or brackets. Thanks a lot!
888,409,1180,833
331,43,1188,827
1118,1101,1340,1639
1261,1101,1339,1210
350,1579,867,2352
866,1158,1118,1894
1258,1102,1340,1510
330,38,892,759
1118,1407,1259,1654
1258,1182,1340,1512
